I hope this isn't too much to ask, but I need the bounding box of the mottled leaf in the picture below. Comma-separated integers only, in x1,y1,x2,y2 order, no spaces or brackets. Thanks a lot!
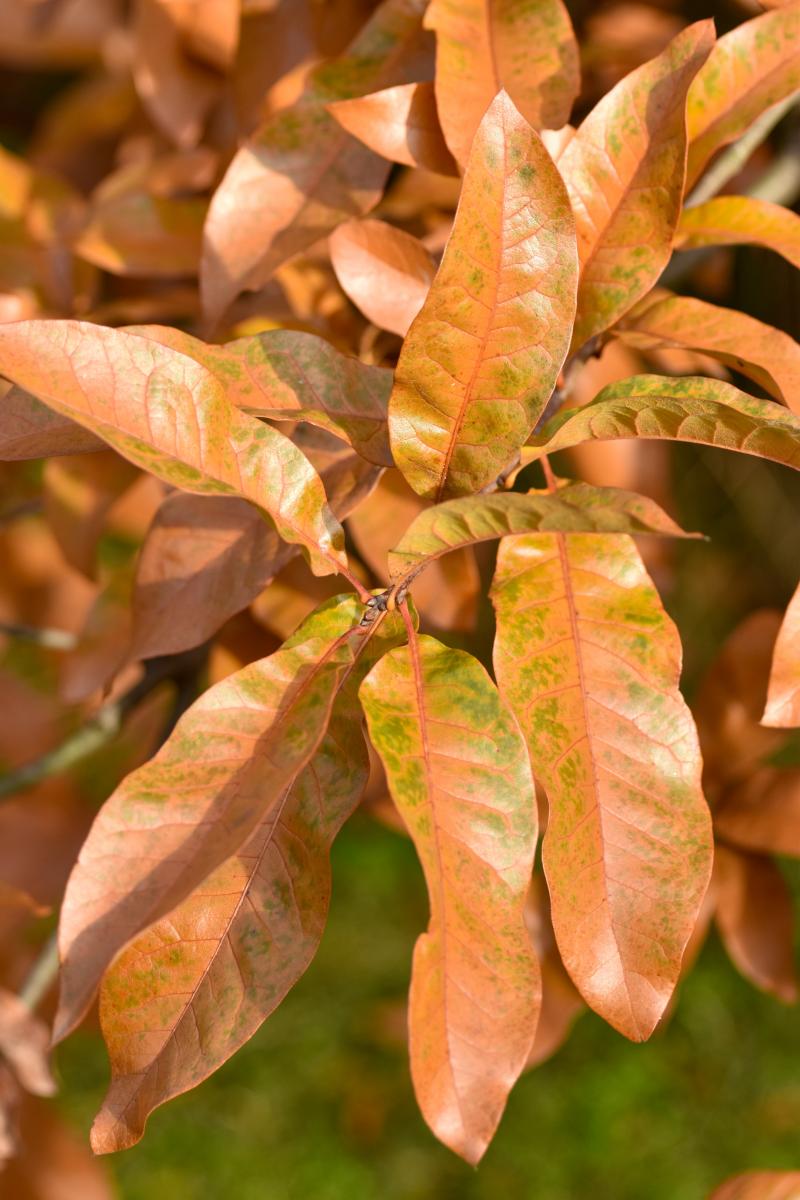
329,218,436,338
685,5,800,192
389,90,578,499
614,293,800,410
360,635,539,1164
676,196,800,271
492,532,711,1038
559,22,714,349
90,605,406,1153
327,82,458,175
0,320,347,577
388,482,694,582
764,581,800,726
714,844,797,1003
425,0,580,167
55,595,372,1041
201,0,427,325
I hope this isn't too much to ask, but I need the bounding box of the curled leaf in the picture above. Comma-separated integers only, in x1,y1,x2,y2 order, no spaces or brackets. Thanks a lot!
327,82,458,175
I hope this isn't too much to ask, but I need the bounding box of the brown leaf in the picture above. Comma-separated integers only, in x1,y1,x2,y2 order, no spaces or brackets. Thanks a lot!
715,767,800,858
425,0,580,167
328,82,458,175
559,21,715,349
0,386,104,461
43,452,140,578
764,581,800,727
0,990,56,1099
389,90,578,499
713,844,797,1003
133,0,221,148
676,197,800,272
492,532,712,1039
1,1092,116,1200
329,218,436,337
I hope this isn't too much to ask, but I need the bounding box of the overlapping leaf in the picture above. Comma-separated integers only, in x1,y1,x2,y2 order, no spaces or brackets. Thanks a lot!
764,581,800,726
387,482,694,582
54,595,374,1041
614,293,800,409
0,320,347,576
714,767,800,858
90,605,407,1154
389,90,578,499
360,635,539,1164
676,197,800,270
559,22,715,349
492,532,711,1038
0,386,104,460
329,218,436,338
328,82,457,175
201,0,427,325
424,0,580,167
685,4,800,192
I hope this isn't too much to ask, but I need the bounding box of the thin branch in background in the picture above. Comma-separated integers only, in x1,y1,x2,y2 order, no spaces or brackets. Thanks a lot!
685,95,800,208
17,932,59,1013
0,621,78,651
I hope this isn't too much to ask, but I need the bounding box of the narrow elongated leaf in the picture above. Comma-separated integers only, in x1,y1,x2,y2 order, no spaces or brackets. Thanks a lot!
201,0,427,325
714,767,800,858
524,375,800,471
388,482,693,581
492,532,711,1038
764,581,800,726
0,386,104,460
710,1171,800,1200
0,320,347,576
615,293,800,409
128,323,394,468
425,0,580,166
676,197,800,271
713,844,797,1003
329,219,436,338
389,90,578,499
685,5,800,192
90,607,406,1153
327,82,458,175
559,22,715,349
360,635,539,1164
54,595,372,1042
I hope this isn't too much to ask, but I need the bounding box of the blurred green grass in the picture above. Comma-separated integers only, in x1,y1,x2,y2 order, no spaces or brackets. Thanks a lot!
56,813,800,1200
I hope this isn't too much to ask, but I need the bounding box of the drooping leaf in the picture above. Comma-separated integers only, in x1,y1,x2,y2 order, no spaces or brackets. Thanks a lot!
89,606,407,1154
201,0,427,325
558,21,715,349
389,90,578,499
524,872,584,1067
764,580,800,727
685,5,800,192
387,481,694,582
714,767,800,858
329,218,436,338
0,320,348,577
709,1170,800,1200
492,532,712,1038
0,386,104,460
54,595,373,1042
327,82,458,175
713,844,797,1003
614,293,800,410
360,634,539,1164
127,323,394,468
424,0,580,167
675,196,800,271
523,375,800,472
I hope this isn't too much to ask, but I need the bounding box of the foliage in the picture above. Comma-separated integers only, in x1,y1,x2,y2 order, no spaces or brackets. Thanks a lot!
0,0,799,1192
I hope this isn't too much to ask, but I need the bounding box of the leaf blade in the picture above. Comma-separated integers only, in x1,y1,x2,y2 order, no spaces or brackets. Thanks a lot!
764,581,800,726
675,196,800,270
329,218,436,338
327,82,458,175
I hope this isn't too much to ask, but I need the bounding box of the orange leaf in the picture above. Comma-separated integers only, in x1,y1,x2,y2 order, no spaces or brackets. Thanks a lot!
764,580,800,726
0,989,56,1099
329,218,436,337
389,90,578,499
559,21,715,349
133,0,220,148
715,767,800,858
425,0,580,167
360,634,540,1163
492,532,711,1039
676,196,800,271
709,1170,800,1200
327,82,458,175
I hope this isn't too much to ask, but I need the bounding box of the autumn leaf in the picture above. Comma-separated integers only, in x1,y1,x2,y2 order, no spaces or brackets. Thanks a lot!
329,218,436,338
709,1170,800,1200
389,90,578,499
360,634,539,1164
764,581,800,727
387,482,695,582
713,844,797,1003
676,196,800,271
559,21,715,349
0,320,348,577
714,767,800,858
201,0,427,326
0,386,104,460
523,375,800,471
424,0,580,167
685,4,800,192
133,0,221,149
614,293,800,410
89,605,407,1154
0,989,57,1099
43,451,140,579
492,532,711,1038
54,595,375,1042
327,82,458,175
